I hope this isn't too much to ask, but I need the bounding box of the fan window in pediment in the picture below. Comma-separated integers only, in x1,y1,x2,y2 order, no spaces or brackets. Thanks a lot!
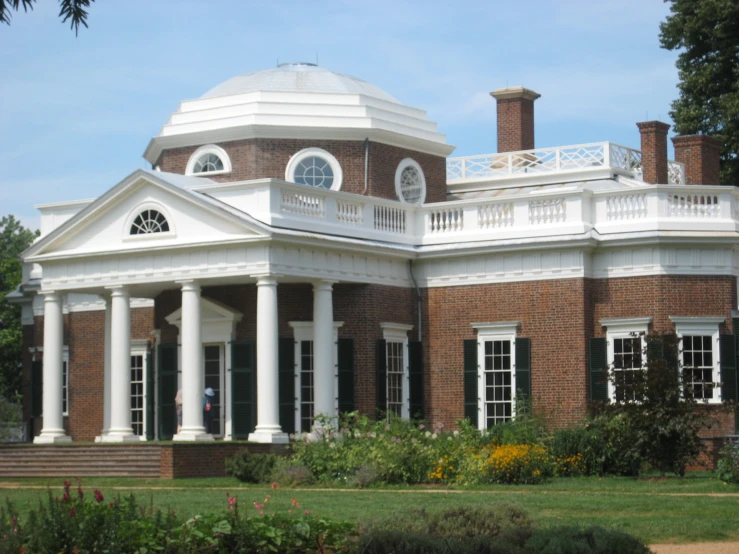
130,209,170,235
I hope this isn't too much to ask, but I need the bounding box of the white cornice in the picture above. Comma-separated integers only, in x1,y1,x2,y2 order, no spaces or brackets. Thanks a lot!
599,317,653,330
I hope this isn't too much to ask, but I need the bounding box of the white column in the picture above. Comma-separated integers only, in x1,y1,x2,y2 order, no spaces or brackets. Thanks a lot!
34,291,71,443
95,295,112,442
312,280,336,425
102,286,138,442
173,281,212,441
249,276,288,443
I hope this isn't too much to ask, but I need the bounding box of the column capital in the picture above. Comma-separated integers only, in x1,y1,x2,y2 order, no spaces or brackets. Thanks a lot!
312,279,337,292
40,290,62,302
255,275,279,287
105,285,129,298
176,280,201,293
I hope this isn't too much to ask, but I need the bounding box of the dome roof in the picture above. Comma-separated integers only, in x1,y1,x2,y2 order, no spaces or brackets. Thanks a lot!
201,62,399,104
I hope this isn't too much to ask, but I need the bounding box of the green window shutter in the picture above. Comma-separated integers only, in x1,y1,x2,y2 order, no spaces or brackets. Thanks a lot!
721,333,738,404
734,319,739,432
376,340,387,419
278,338,296,435
463,339,478,427
408,341,424,420
231,340,256,439
157,344,178,440
515,338,532,403
31,360,43,418
338,338,355,414
145,351,155,441
589,337,608,401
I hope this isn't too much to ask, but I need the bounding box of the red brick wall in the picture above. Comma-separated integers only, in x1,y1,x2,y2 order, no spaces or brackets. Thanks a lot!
495,97,537,153
160,443,287,479
637,121,670,184
672,134,722,186
156,138,447,203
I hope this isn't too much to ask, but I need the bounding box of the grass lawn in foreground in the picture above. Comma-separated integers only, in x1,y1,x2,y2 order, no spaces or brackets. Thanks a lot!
2,474,739,545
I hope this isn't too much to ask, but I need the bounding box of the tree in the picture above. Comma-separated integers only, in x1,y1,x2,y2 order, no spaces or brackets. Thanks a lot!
0,215,38,400
0,0,94,34
660,0,739,185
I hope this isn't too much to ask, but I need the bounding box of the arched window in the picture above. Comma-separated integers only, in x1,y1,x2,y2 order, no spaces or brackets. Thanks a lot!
395,159,426,204
285,148,343,191
185,145,232,176
130,209,170,235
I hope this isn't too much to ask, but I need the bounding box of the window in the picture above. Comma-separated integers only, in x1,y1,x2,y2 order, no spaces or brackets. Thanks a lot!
130,209,170,235
204,344,224,436
601,317,652,402
670,316,724,403
381,323,413,419
285,148,343,191
394,159,426,204
185,144,232,176
473,322,519,429
130,354,145,436
62,351,69,416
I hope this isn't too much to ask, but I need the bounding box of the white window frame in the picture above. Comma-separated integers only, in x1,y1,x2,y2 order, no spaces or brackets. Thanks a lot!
289,321,344,433
185,144,232,176
394,158,426,205
600,317,652,401
381,322,413,420
123,201,176,241
670,316,724,404
285,147,343,191
31,346,69,416
130,340,148,439
472,322,519,430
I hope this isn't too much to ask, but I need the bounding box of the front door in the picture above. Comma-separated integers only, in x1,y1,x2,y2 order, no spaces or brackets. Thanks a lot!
204,344,224,436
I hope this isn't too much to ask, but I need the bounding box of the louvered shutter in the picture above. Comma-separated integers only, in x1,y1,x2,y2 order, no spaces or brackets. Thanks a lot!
157,344,178,440
515,338,532,402
408,341,424,420
145,351,155,440
338,338,355,414
231,340,256,439
376,340,387,419
589,337,608,401
463,339,478,427
278,338,296,435
31,360,42,418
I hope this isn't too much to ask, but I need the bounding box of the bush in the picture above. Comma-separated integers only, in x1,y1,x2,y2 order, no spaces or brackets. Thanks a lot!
717,440,739,484
272,461,315,487
354,531,525,554
456,444,553,485
525,525,651,554
225,450,280,484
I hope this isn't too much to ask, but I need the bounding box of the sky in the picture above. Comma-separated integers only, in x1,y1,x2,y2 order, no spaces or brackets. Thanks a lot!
1,0,680,231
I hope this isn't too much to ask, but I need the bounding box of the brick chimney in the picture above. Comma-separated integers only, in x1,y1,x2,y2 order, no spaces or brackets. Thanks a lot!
490,87,541,153
671,134,721,185
636,121,670,184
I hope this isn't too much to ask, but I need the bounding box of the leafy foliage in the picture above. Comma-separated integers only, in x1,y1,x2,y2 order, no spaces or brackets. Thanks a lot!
0,0,95,34
660,0,739,185
225,450,281,484
717,440,739,484
525,525,651,554
0,215,38,401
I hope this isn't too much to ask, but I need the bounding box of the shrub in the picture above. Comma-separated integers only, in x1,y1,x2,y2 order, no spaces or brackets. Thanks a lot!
717,440,739,484
225,450,280,483
351,464,379,488
272,462,315,487
456,444,553,485
354,531,526,554
525,525,651,554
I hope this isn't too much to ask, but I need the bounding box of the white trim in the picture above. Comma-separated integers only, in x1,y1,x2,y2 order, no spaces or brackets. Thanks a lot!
601,318,650,401
129,343,148,440
381,323,413,420
670,316,723,404
122,201,176,241
185,144,232,177
285,147,343,191
394,158,426,205
472,321,521,335
474,324,517,430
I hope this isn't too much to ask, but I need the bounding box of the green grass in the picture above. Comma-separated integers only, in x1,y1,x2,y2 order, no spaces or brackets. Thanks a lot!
3,474,739,545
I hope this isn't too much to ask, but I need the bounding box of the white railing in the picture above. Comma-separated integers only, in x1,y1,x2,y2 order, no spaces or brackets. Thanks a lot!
446,142,685,185
210,180,737,248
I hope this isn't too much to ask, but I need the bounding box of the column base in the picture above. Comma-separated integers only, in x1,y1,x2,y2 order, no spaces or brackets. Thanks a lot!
248,430,290,444
172,432,214,442
33,431,72,444
100,433,141,443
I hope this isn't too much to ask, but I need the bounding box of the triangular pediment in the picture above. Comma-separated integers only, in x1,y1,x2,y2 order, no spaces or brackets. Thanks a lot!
24,170,269,260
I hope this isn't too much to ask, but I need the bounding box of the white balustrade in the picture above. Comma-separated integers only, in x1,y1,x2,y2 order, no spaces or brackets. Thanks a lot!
667,193,720,219
374,205,406,234
606,194,647,221
478,203,513,229
668,162,685,185
529,198,567,225
428,207,464,233
281,189,325,218
336,200,363,225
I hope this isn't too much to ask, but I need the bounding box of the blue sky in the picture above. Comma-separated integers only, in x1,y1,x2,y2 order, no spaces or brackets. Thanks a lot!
1,0,679,230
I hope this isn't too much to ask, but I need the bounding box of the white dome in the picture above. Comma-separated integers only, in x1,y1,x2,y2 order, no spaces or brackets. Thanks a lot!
201,62,400,104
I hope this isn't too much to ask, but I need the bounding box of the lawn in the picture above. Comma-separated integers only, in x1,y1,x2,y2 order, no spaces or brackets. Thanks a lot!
3,474,739,545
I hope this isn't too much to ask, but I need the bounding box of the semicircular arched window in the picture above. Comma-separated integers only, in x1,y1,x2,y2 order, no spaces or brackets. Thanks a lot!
130,209,170,235
185,144,232,176
193,153,224,174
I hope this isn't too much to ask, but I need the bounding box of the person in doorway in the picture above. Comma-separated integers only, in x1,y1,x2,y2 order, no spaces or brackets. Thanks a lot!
175,388,183,434
203,387,215,434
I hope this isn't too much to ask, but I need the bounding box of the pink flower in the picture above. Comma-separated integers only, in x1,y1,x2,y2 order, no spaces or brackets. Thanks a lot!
94,489,104,503
291,497,300,507
253,501,264,511
304,510,310,515
77,486,84,500
227,495,237,510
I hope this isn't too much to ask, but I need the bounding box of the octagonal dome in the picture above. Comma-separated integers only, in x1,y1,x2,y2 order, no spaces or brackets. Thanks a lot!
144,63,453,164
201,62,400,104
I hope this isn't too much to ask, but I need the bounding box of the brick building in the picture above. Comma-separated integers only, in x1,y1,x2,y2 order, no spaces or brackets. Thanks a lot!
11,62,739,445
